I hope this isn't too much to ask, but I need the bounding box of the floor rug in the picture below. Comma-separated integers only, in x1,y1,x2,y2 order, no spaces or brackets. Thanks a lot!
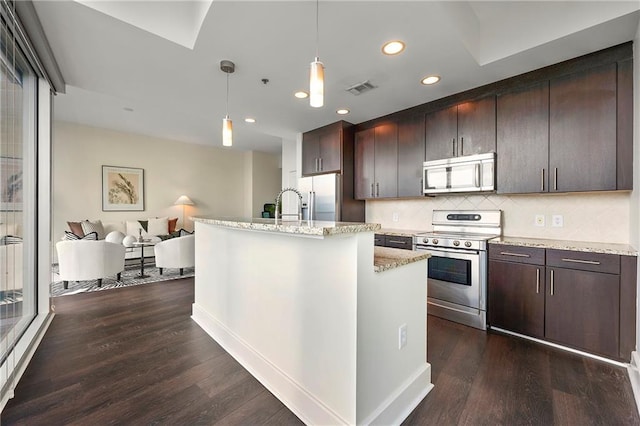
51,265,195,297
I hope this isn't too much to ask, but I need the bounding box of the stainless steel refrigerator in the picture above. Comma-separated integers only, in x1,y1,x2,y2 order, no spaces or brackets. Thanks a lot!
298,173,342,221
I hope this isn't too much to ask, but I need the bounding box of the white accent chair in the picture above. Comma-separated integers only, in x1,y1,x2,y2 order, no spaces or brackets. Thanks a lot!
154,234,195,276
56,240,126,289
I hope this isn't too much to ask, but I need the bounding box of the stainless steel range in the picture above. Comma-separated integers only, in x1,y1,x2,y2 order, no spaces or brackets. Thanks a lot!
413,210,502,330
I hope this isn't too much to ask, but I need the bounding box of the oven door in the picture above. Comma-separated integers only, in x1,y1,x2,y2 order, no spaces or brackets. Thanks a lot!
417,246,485,310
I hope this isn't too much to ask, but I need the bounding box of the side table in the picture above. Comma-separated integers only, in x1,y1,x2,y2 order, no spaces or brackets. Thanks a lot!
132,240,157,278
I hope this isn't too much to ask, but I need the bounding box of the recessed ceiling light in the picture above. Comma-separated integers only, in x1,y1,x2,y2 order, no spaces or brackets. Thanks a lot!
336,109,350,115
244,117,256,123
421,75,441,85
382,40,405,55
294,91,309,99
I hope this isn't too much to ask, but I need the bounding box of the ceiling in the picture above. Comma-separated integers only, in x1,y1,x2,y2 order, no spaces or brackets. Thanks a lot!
33,1,640,154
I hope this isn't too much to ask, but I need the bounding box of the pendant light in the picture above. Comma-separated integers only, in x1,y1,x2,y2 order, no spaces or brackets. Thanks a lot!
309,0,324,108
220,60,235,147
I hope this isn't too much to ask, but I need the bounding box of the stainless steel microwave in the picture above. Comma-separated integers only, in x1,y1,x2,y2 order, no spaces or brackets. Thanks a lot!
423,152,496,195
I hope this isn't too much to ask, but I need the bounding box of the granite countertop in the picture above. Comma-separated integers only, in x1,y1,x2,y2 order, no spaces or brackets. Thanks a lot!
377,228,428,237
374,246,430,273
192,217,381,237
491,236,638,257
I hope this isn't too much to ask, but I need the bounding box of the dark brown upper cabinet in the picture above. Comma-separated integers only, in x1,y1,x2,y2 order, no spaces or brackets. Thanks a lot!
425,96,496,161
354,122,398,199
302,121,351,176
497,82,550,194
397,115,426,197
549,63,617,192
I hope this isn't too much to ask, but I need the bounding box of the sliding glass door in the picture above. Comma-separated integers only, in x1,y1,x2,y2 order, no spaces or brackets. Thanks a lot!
0,14,37,364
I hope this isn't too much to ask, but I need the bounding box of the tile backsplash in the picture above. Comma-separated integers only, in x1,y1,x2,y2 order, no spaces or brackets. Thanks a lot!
366,192,631,244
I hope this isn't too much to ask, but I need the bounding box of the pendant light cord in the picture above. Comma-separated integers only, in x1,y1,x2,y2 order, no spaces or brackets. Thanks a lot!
315,0,319,59
225,72,229,117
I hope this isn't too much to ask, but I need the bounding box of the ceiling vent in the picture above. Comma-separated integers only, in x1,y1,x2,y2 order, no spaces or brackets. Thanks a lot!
346,80,376,95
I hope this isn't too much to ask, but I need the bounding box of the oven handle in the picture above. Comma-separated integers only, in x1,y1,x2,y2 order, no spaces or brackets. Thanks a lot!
414,245,481,257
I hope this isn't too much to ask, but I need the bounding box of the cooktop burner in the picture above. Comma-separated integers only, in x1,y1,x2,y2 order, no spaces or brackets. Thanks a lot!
413,210,502,250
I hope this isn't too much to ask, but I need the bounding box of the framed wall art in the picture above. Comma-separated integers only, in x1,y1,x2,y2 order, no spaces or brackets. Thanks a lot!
102,165,145,211
0,157,23,211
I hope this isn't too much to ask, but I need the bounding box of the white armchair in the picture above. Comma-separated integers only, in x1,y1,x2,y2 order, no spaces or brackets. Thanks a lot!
56,240,126,289
154,234,195,276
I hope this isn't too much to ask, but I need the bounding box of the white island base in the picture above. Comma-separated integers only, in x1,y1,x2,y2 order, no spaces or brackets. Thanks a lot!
191,218,432,425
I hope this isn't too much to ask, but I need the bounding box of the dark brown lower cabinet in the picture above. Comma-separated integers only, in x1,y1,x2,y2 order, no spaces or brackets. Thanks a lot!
488,243,635,361
488,261,545,338
545,267,619,359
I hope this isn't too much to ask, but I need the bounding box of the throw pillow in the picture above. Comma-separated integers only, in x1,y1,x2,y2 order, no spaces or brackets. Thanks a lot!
81,220,105,240
168,217,178,234
67,221,85,237
178,228,194,237
64,231,98,241
147,217,168,236
0,235,22,245
126,220,147,237
122,235,136,247
105,230,125,245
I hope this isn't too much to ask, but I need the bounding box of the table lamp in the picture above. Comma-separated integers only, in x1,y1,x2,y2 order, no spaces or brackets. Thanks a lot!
174,195,195,229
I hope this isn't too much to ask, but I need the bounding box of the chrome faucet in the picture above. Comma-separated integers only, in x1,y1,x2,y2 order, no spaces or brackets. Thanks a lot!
274,187,303,222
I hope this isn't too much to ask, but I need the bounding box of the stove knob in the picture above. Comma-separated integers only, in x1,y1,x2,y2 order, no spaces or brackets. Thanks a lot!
453,240,460,247
422,237,429,244
465,241,472,248
432,239,439,245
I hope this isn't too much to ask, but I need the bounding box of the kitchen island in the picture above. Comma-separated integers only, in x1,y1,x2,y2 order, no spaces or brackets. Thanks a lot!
191,217,432,425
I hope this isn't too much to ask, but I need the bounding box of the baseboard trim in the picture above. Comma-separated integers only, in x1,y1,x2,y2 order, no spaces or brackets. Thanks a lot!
360,364,433,425
192,303,349,425
628,351,640,416
192,303,432,425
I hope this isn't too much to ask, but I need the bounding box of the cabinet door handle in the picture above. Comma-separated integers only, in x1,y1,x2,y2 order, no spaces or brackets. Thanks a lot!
536,268,540,294
474,164,480,188
420,178,423,194
319,157,323,171
315,158,319,172
370,183,374,198
550,270,554,295
388,240,408,245
553,168,558,191
452,138,456,157
460,137,464,156
541,168,545,192
376,182,380,197
499,252,530,258
561,258,601,266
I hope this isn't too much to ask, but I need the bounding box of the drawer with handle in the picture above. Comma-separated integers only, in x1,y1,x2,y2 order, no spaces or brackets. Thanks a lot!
489,244,545,265
384,235,413,250
546,249,619,274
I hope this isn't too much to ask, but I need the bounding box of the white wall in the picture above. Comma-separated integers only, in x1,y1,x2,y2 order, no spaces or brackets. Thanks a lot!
248,150,282,217
280,137,299,216
52,121,280,240
368,191,632,244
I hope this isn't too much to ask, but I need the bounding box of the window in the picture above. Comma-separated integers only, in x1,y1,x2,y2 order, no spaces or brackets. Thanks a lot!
0,10,38,366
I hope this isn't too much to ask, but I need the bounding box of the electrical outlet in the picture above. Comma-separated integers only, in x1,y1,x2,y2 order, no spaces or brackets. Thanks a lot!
552,215,564,227
535,214,545,227
392,212,399,222
398,324,407,349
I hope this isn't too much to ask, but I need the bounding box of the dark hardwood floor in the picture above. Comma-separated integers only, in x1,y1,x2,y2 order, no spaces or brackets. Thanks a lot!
2,279,639,425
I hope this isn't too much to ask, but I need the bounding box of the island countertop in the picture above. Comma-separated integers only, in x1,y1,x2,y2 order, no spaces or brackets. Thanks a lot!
374,246,430,273
192,216,381,237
